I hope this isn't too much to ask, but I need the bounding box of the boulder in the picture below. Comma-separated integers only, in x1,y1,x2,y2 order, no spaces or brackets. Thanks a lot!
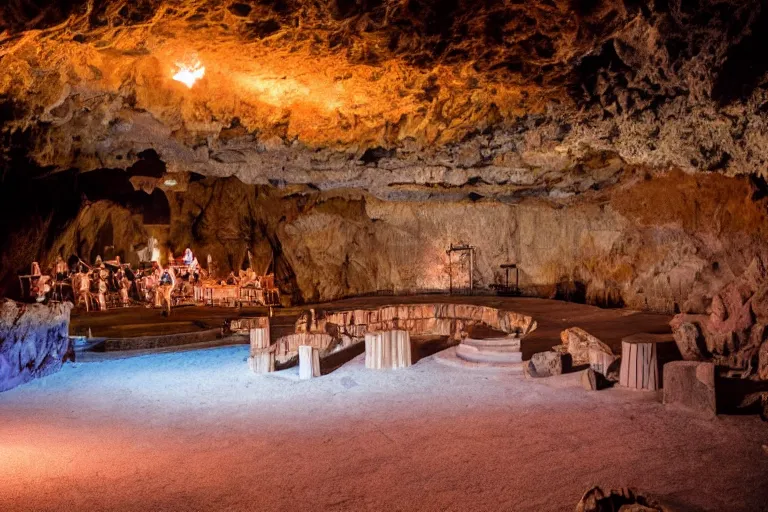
527,351,563,378
662,361,716,417
560,327,613,366
0,299,73,392
576,486,667,512
670,321,704,361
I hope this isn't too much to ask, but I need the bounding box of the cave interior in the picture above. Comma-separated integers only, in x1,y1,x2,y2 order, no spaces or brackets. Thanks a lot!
2,1,768,511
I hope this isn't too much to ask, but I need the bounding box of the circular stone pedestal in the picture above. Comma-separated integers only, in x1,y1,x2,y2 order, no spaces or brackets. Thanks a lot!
455,337,522,365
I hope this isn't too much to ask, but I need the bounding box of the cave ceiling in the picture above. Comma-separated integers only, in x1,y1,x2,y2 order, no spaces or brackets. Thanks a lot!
2,0,768,201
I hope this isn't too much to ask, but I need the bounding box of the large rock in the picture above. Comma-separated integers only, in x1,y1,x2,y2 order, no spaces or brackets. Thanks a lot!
576,486,667,512
671,321,704,361
560,327,613,366
0,299,73,392
527,351,564,378
662,361,716,417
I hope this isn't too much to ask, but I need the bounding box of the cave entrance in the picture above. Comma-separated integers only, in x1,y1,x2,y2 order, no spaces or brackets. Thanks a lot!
142,189,170,225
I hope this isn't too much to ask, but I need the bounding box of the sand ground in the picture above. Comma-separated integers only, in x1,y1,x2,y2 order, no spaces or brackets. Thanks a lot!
1,345,767,511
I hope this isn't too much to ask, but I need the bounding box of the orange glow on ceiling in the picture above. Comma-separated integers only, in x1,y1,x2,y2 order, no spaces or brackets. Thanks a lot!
173,58,205,88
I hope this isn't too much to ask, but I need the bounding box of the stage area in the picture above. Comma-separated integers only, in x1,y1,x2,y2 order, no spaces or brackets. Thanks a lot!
70,296,673,358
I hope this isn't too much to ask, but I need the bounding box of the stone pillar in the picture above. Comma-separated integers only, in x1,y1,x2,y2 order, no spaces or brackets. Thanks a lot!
619,338,658,390
365,330,412,369
299,345,321,380
248,326,274,374
250,326,269,351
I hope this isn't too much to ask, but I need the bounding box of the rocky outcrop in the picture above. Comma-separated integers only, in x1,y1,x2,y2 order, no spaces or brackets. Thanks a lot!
0,299,73,392
670,256,768,378
3,1,768,199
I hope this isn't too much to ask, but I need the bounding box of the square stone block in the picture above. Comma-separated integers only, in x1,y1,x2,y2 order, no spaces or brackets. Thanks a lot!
663,361,716,417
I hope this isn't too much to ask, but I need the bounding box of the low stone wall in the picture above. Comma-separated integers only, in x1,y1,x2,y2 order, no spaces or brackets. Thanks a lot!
274,333,335,364
0,299,73,392
284,303,537,358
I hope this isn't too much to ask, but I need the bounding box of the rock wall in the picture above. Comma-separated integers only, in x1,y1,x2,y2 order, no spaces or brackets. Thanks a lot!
0,299,73,392
4,168,762,314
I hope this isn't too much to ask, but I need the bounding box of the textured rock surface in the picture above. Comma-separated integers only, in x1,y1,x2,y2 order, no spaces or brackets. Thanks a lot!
559,327,614,366
670,255,768,378
663,361,717,417
3,1,768,323
4,168,767,317
4,0,768,194
527,351,563,378
0,299,73,392
576,486,667,512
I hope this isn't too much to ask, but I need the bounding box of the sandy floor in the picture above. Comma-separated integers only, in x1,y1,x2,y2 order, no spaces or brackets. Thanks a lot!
1,346,767,511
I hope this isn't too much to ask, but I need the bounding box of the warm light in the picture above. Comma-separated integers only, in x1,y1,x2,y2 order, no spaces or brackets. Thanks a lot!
163,179,178,186
173,58,205,88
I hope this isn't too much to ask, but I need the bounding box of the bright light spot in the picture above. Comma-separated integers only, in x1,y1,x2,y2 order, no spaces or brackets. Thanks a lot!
163,179,178,187
173,58,205,88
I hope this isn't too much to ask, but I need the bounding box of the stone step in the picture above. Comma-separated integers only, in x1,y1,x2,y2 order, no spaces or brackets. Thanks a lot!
461,337,521,352
456,343,523,364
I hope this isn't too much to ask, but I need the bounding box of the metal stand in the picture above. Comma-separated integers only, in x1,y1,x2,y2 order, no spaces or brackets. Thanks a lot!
491,263,520,296
446,244,475,295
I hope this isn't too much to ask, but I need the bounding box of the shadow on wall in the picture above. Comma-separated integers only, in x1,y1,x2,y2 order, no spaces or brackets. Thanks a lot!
552,279,625,309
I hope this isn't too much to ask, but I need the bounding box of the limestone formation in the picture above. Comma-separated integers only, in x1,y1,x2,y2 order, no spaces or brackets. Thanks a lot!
670,255,768,377
3,2,768,319
0,299,73,392
663,361,717,417
559,328,614,367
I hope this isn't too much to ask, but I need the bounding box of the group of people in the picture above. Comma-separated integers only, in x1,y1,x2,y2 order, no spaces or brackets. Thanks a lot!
24,247,279,313
26,255,132,311
24,248,207,315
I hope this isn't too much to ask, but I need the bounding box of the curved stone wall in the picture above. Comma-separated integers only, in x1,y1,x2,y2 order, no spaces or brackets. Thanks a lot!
280,303,536,360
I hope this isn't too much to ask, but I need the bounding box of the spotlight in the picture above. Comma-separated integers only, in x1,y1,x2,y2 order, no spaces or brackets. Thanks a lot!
172,56,205,89
163,179,178,187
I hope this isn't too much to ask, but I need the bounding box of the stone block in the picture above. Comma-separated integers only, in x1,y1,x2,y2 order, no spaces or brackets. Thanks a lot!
527,351,563,378
663,361,716,417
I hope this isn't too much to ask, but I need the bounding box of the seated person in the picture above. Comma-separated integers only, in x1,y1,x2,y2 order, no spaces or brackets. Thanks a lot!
183,248,195,266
